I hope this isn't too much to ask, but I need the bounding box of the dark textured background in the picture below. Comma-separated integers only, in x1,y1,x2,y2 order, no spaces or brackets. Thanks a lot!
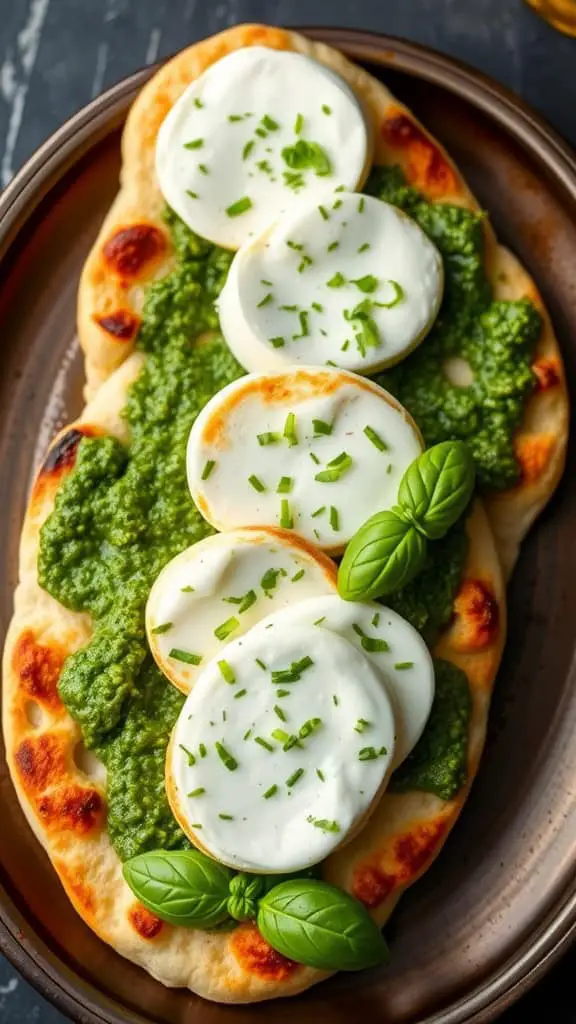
0,0,574,1020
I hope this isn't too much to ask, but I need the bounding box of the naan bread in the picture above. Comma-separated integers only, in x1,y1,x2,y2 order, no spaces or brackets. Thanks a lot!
2,23,561,1003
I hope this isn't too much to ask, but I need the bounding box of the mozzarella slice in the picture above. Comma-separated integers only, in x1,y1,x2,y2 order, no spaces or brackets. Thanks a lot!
155,46,371,250
167,622,395,873
146,526,337,694
186,367,423,553
253,595,434,767
218,191,443,373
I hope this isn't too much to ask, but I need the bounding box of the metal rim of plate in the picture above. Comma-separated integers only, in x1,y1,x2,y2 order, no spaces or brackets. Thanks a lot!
0,26,575,1024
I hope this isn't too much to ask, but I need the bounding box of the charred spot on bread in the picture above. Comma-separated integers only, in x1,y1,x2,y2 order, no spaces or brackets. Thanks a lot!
14,733,68,793
94,309,141,341
37,785,104,835
230,922,299,980
102,224,166,278
12,630,64,712
452,578,500,650
381,108,457,196
352,863,395,909
532,358,560,392
128,904,164,940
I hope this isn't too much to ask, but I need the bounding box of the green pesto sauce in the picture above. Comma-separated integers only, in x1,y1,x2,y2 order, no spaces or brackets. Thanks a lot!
390,659,472,801
366,167,542,491
38,167,540,856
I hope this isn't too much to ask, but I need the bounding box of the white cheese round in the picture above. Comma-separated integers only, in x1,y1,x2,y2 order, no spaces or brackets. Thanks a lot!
155,46,371,250
186,367,423,553
218,191,443,372
167,622,396,873
146,526,337,694
253,595,434,767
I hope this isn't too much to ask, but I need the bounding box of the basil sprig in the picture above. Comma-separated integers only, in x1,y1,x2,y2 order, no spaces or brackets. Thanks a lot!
257,879,389,971
122,849,232,928
338,440,474,602
398,441,475,540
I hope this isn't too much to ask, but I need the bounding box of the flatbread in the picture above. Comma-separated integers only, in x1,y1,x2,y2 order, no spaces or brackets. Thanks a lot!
2,23,558,1003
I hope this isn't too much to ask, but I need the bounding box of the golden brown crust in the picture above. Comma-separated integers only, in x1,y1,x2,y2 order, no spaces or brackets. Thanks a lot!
3,22,561,1003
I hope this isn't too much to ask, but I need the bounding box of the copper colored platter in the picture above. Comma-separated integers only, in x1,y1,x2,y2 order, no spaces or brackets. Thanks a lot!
0,27,575,1024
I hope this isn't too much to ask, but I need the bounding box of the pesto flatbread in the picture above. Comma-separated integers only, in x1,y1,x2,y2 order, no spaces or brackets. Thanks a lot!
2,23,564,1004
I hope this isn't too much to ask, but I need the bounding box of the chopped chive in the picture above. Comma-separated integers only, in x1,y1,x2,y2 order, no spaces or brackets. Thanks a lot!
372,612,381,627
354,719,371,733
325,360,337,367
286,240,304,251
277,476,292,494
335,184,346,192
299,717,322,739
313,418,332,436
271,728,290,744
311,302,324,313
315,451,352,483
322,104,332,115
318,204,329,220
214,617,239,641
279,499,293,529
270,336,285,348
313,529,320,540
218,813,234,820
309,452,321,465
316,768,325,782
201,459,216,480
226,196,252,217
280,303,299,311
274,705,287,722
294,112,304,134
358,746,387,761
255,126,267,138
333,199,343,210
286,768,305,788
234,688,248,699
292,311,309,338
264,784,278,799
332,694,339,706
198,163,209,175
190,823,203,829
255,736,274,751
258,431,281,446
169,648,202,665
291,569,305,582
248,474,266,492
313,616,326,626
395,661,414,670
329,506,339,531
307,816,340,833
261,567,287,594
257,292,273,308
358,242,371,253
311,505,326,518
228,113,246,122
341,340,350,351
283,411,298,446
218,659,236,684
256,658,267,671
181,585,195,593
222,710,227,722
179,744,196,766
358,196,365,213
238,589,257,613
151,622,173,635
184,138,203,149
352,274,378,294
276,688,291,697
326,271,346,287
361,636,389,653
386,463,393,474
242,140,254,160
194,97,204,109
185,193,198,205
187,787,205,798
271,656,313,685
298,254,313,273
223,595,243,604
375,279,404,308
215,742,238,771
261,114,279,131
256,159,273,175
327,241,339,253
199,743,207,758
243,729,252,741
261,278,273,286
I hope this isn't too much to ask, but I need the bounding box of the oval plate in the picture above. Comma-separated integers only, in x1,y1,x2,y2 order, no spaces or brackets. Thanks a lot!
0,27,575,1024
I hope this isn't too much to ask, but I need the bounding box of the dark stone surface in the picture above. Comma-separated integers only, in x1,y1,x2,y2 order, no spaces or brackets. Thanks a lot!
0,0,574,1020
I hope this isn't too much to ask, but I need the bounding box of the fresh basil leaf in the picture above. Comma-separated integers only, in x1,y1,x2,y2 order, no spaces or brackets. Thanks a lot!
398,441,475,540
123,849,232,928
258,879,389,971
338,510,427,601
